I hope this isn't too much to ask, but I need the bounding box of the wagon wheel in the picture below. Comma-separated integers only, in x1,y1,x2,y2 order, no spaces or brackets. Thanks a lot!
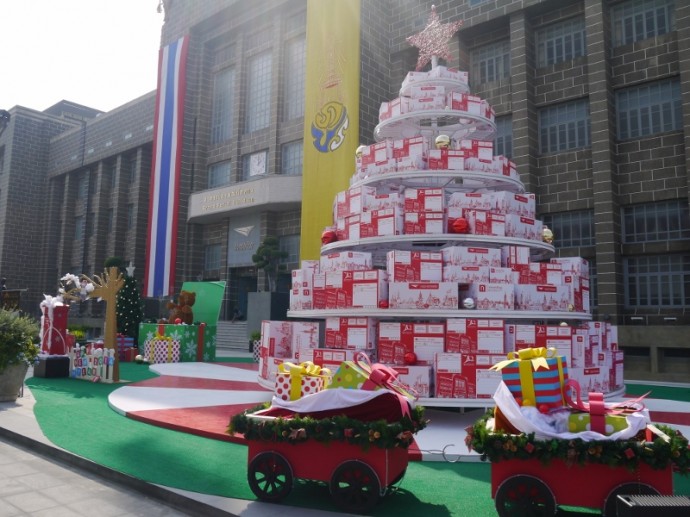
329,460,381,513
495,475,557,517
247,451,293,502
602,482,659,517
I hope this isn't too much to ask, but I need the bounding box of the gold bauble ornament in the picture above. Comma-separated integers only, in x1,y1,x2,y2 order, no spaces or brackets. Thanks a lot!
435,134,451,150
355,145,366,158
542,225,554,244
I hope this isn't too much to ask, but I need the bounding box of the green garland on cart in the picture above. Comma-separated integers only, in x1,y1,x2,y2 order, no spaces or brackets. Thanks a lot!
466,409,690,473
229,403,428,451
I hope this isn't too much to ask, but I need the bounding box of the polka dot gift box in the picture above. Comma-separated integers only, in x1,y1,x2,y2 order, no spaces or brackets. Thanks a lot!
274,361,331,401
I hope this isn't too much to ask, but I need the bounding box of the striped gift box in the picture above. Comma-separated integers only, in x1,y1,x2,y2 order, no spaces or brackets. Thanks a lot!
491,348,568,409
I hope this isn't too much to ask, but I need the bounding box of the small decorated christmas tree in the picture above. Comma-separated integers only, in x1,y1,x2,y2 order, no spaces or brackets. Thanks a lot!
116,271,144,343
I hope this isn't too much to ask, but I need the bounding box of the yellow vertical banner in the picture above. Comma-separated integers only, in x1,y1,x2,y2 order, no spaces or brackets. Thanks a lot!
300,0,361,260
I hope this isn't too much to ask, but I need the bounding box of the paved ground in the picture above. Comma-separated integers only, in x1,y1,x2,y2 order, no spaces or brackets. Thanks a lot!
0,351,353,517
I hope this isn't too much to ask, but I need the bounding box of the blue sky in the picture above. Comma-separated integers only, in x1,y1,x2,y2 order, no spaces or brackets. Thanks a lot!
1,0,163,112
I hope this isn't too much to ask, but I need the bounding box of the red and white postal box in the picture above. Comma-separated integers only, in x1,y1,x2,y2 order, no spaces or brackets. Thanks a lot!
336,186,377,218
447,92,483,114
457,139,493,162
291,268,314,289
404,210,445,234
550,257,590,279
313,348,376,371
349,269,389,308
514,284,574,311
408,95,446,111
505,215,543,241
466,210,506,236
404,188,444,212
447,192,493,213
291,321,320,355
489,267,514,284
443,246,502,267
389,282,459,310
325,317,377,350
359,143,391,167
392,136,429,160
377,321,445,365
289,287,312,311
434,352,503,399
460,283,515,311
445,318,505,354
392,365,433,398
360,207,404,238
387,250,443,282
427,149,466,170
320,251,372,274
260,320,293,358
489,192,536,218
443,265,490,284
501,246,531,267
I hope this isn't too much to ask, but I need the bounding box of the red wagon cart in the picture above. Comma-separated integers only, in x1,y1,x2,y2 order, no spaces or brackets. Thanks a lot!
230,389,427,514
468,410,690,516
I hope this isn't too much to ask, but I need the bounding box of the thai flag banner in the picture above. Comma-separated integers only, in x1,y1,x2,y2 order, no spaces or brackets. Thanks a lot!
145,35,189,298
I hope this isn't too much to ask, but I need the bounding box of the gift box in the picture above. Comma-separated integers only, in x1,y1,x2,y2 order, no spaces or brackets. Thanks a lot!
33,354,70,378
144,336,181,364
491,347,568,409
567,411,629,435
119,347,139,362
274,361,330,401
327,353,414,400
41,305,70,355
138,322,214,362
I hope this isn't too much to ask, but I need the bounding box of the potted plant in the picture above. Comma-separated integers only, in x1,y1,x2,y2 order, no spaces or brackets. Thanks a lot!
249,330,261,353
0,308,40,402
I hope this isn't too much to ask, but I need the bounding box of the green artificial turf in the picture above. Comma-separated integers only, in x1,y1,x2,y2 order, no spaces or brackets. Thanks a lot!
25,361,690,516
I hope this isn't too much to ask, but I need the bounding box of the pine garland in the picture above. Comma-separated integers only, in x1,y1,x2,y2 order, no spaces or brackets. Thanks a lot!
466,409,690,473
229,402,428,450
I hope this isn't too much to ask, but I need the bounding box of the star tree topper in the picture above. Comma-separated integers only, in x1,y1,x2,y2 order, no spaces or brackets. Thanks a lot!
406,5,463,71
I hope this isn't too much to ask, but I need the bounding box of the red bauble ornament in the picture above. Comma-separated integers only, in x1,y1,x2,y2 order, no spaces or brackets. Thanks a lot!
404,352,417,365
321,229,337,245
538,404,549,414
174,318,182,324
378,300,389,308
451,217,469,234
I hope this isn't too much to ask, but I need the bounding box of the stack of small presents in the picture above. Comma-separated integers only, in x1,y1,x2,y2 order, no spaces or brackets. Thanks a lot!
488,346,648,439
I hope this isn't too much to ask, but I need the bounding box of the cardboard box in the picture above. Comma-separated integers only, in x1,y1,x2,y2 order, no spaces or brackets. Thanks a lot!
447,192,493,212
260,320,294,358
312,348,376,371
325,317,377,350
320,251,372,274
289,287,313,310
391,365,433,398
359,207,404,238
489,192,536,218
505,214,543,241
443,265,490,284
550,257,590,279
466,210,506,236
378,321,445,365
434,352,503,399
389,282,459,310
387,250,443,282
489,267,514,284
443,246,502,267
460,283,514,310
408,95,446,111
404,188,444,212
501,246,531,267
446,318,505,354
392,136,429,159
404,210,445,234
514,284,574,311
427,149,467,170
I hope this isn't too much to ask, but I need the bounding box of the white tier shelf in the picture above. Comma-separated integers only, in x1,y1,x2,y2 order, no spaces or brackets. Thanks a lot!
350,169,525,194
288,308,591,321
321,233,555,265
399,76,471,98
375,109,496,142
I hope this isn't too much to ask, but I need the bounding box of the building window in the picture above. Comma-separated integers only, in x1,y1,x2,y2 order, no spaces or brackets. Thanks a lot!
624,254,690,307
470,40,510,86
107,209,114,232
279,235,300,265
211,67,236,144
77,174,88,201
538,99,590,153
612,0,675,47
281,141,303,175
494,116,512,159
242,150,268,181
208,160,232,189
129,154,137,183
616,78,681,140
110,163,117,190
542,210,595,248
622,200,690,243
536,17,586,67
74,216,84,241
127,204,134,228
0,147,4,173
205,243,223,270
283,36,306,121
246,52,272,133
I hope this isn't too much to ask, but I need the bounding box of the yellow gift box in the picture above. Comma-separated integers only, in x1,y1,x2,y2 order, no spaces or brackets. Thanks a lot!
274,361,331,401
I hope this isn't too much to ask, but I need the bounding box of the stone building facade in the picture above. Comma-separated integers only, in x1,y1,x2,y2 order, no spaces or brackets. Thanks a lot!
0,0,687,379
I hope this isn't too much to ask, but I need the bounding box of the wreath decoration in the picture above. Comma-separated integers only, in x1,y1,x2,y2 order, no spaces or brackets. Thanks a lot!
466,409,690,473
229,403,428,451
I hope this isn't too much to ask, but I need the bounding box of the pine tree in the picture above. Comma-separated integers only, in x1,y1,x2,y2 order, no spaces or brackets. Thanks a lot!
116,274,144,343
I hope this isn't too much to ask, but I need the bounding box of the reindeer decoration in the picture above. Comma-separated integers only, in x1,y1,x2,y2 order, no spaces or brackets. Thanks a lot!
82,267,124,382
